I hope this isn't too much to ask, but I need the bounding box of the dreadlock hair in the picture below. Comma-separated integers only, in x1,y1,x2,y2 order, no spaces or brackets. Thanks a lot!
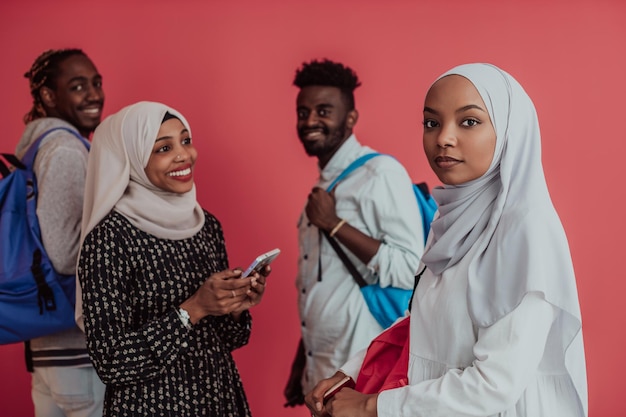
23,48,88,124
293,59,361,110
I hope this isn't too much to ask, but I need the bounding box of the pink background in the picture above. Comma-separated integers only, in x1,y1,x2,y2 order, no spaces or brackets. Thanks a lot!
1,0,624,416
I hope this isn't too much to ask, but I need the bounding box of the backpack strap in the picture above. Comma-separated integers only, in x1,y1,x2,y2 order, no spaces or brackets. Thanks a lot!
24,340,34,373
0,154,25,178
323,153,384,288
0,159,10,178
326,153,382,192
326,152,435,245
323,230,368,288
21,127,90,168
415,182,431,198
1,153,25,169
408,265,427,312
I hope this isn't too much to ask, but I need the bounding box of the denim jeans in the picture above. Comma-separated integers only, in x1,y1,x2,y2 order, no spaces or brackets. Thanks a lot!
32,366,105,417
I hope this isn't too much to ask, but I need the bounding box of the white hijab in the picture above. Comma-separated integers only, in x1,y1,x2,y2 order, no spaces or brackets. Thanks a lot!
76,101,205,329
421,64,587,413
80,101,204,243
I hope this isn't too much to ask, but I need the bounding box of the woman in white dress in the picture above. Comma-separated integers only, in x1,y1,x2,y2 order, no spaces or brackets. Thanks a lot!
305,63,587,417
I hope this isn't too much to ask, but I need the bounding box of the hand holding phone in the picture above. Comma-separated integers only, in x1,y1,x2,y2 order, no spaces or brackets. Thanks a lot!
241,248,281,278
322,375,355,404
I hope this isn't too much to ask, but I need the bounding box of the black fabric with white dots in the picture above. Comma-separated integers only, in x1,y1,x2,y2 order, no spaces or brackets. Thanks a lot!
79,210,252,417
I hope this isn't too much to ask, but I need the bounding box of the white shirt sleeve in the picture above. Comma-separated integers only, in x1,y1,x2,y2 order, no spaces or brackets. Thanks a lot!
361,159,424,289
377,292,558,417
339,347,367,380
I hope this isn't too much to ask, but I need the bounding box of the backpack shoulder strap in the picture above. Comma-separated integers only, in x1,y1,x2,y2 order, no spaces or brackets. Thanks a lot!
412,182,437,244
322,230,368,288
414,182,431,199
0,153,24,171
21,127,90,168
326,153,382,192
0,158,10,178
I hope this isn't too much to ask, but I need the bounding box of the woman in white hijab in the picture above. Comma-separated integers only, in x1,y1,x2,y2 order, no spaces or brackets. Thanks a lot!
77,101,266,417
306,64,587,417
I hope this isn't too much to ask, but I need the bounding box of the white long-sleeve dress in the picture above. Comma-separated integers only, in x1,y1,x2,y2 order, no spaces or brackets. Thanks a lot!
342,242,586,417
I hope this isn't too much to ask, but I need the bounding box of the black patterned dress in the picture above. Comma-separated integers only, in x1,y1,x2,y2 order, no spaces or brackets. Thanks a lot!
79,210,252,417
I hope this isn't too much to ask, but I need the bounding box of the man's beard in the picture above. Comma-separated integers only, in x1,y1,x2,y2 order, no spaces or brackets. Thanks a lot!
299,119,348,158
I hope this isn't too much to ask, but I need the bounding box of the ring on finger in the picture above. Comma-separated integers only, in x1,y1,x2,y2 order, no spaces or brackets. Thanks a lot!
231,290,236,298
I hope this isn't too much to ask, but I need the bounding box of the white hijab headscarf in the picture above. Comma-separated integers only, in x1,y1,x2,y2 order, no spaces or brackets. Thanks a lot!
81,101,204,242
76,101,205,329
421,64,587,414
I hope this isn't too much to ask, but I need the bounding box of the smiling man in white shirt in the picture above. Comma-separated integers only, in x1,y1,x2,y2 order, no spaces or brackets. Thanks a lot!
283,59,425,408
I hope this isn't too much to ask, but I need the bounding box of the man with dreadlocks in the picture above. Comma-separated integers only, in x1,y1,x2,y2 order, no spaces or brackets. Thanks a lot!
284,59,424,407
14,48,105,417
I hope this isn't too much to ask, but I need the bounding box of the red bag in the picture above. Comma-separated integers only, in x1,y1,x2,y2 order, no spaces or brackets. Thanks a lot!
354,316,410,394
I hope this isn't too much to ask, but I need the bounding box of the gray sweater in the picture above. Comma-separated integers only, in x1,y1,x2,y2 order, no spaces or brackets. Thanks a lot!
16,118,91,362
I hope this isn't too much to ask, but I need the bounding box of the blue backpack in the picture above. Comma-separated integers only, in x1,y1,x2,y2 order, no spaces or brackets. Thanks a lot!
327,153,437,244
325,153,437,328
0,127,90,344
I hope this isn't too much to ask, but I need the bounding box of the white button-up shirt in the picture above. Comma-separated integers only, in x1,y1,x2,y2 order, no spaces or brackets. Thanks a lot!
297,135,424,392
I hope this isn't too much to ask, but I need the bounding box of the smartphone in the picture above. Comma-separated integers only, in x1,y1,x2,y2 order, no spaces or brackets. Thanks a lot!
240,248,281,278
322,375,355,404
